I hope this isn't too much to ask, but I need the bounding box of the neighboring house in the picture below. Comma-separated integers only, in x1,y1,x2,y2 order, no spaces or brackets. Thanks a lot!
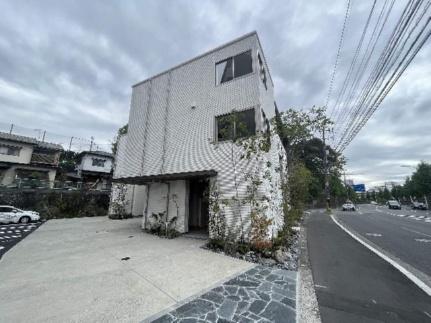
112,31,286,240
0,132,63,188
75,151,114,190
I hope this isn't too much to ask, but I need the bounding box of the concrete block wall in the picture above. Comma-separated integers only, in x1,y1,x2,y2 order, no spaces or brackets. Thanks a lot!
143,180,188,233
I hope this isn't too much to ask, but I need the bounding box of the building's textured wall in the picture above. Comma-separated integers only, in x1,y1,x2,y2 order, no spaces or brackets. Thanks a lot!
79,154,113,173
0,140,33,164
143,180,188,233
114,33,285,239
131,185,147,217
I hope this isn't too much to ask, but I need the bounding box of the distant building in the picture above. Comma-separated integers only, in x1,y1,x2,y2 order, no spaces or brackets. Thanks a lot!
344,179,354,187
75,150,114,190
0,132,63,188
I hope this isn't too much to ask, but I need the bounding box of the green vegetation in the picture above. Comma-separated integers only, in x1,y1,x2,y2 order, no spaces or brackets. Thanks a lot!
390,161,431,203
275,106,350,239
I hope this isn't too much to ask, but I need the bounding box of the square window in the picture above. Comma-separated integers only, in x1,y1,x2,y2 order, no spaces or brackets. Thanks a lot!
216,58,233,85
92,158,106,167
215,50,253,85
216,108,256,142
234,51,253,78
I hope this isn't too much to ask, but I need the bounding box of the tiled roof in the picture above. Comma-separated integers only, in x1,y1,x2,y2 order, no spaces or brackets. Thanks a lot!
80,150,114,158
0,131,63,151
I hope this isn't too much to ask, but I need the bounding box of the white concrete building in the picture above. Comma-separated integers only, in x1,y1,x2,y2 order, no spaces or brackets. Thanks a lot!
0,132,63,188
112,32,286,240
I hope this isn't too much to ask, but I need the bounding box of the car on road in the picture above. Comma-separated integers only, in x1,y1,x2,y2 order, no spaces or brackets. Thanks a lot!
0,206,40,224
342,201,356,211
370,201,378,205
411,201,427,210
387,200,401,209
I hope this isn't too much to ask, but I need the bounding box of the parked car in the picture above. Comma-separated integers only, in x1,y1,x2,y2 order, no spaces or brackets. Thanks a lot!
387,200,401,209
342,201,356,211
370,201,378,205
412,202,427,210
0,206,40,224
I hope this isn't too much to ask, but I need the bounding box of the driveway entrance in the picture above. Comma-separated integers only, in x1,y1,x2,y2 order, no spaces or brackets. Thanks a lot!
0,217,253,322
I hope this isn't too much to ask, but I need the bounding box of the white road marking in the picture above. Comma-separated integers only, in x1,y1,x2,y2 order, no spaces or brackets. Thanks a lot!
365,233,382,237
415,239,431,243
331,214,431,297
424,311,431,319
315,284,328,289
401,227,431,238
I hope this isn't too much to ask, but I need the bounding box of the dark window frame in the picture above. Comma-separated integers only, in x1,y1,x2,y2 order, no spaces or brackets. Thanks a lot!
0,144,21,156
215,50,253,86
92,158,106,167
257,52,268,90
215,108,256,142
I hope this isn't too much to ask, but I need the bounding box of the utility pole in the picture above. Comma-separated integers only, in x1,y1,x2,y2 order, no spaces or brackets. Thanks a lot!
323,126,330,210
9,124,14,134
41,130,46,142
68,137,74,151
90,136,94,151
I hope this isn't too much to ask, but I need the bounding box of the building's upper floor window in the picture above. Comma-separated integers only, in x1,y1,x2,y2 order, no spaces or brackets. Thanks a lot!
258,53,267,90
0,145,21,156
215,50,253,85
216,108,256,142
92,158,106,167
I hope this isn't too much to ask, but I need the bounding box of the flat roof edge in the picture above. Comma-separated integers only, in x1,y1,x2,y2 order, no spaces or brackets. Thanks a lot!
132,31,260,88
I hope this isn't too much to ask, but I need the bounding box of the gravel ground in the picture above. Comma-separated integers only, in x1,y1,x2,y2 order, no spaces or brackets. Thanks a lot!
203,230,300,272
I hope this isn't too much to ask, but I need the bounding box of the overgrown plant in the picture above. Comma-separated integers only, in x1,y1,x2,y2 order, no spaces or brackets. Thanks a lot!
150,211,178,239
109,183,131,219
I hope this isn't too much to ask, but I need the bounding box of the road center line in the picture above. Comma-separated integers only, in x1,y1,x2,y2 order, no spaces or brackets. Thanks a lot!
401,227,431,238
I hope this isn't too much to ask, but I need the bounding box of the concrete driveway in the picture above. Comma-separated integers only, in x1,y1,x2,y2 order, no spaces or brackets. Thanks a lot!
0,217,253,323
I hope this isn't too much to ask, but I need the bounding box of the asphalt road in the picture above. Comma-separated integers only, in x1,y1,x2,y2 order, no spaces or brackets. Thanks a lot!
306,210,431,323
336,204,431,284
0,222,42,259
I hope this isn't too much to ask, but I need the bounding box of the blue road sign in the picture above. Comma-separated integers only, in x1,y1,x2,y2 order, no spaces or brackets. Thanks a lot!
353,184,366,192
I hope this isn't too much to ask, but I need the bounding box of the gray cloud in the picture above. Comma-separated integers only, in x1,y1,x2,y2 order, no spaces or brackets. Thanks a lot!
0,0,429,187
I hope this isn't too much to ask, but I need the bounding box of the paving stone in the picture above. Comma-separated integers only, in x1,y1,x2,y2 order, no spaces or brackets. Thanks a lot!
217,299,237,321
152,314,175,323
248,299,267,315
260,301,296,322
205,311,217,322
257,282,272,292
237,315,254,323
201,291,224,304
227,295,241,302
256,291,270,302
281,297,296,309
235,300,250,315
225,286,238,295
174,299,214,318
153,266,297,323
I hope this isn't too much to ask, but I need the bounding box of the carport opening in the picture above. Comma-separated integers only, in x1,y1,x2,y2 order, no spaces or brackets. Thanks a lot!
188,178,209,234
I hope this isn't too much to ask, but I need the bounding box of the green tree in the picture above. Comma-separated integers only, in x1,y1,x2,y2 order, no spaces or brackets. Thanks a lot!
112,124,128,155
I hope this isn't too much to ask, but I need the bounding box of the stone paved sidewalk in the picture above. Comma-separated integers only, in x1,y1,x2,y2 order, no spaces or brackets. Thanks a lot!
151,266,297,323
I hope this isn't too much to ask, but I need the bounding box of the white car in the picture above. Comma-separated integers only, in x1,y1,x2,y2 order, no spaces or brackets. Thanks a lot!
342,202,356,211
0,205,40,224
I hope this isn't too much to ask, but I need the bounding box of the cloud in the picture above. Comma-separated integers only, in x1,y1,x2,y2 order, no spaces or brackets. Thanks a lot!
0,0,429,187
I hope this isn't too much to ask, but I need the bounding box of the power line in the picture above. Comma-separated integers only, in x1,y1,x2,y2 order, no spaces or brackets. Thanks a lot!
327,0,352,118
328,0,431,152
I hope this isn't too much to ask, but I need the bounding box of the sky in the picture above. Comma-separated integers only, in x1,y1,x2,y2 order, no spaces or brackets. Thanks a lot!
0,0,430,188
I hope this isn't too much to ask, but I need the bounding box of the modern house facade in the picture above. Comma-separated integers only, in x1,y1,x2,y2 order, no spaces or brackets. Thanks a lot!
0,132,63,188
112,32,286,240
